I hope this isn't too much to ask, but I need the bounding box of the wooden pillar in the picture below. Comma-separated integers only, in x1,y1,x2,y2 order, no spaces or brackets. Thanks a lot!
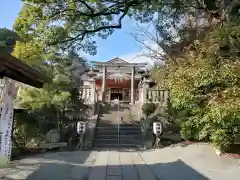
131,66,135,104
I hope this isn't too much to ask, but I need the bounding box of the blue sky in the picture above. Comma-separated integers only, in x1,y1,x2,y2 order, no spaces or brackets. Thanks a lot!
0,0,152,63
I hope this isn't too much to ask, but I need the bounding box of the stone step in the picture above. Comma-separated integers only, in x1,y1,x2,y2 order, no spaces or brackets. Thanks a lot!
96,123,140,127
93,143,141,148
95,131,141,136
95,134,142,140
94,139,141,144
95,130,141,133
95,127,141,131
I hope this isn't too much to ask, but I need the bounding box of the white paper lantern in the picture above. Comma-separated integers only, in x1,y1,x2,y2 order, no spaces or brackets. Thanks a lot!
153,122,162,135
77,121,86,135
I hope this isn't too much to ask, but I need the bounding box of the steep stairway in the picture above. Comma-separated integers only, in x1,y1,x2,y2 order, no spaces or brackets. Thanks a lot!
93,103,142,148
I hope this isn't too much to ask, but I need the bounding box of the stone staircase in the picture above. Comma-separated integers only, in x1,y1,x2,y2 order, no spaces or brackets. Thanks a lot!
93,103,142,148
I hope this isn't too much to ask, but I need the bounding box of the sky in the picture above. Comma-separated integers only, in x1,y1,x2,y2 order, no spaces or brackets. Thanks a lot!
0,0,155,65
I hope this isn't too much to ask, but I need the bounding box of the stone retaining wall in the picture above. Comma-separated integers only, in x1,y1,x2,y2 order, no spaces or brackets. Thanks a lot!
86,102,101,148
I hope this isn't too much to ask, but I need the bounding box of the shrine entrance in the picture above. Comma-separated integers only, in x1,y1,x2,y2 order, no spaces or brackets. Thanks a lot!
107,88,131,102
110,88,123,101
91,58,147,104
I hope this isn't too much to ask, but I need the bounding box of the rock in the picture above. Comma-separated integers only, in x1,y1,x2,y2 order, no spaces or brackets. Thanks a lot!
45,129,60,143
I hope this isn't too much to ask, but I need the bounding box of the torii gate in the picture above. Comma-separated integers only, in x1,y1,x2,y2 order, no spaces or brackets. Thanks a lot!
0,53,50,167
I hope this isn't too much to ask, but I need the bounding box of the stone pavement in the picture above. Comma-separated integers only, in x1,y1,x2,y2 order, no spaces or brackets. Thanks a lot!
0,143,239,180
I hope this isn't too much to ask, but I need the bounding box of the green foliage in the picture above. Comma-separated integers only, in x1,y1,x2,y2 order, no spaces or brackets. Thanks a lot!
0,28,20,53
157,21,240,149
13,0,239,57
142,102,156,117
14,0,213,54
11,39,88,147
12,40,45,68
210,129,233,151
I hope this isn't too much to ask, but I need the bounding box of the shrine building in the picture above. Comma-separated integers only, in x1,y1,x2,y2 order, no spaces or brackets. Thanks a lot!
82,58,148,104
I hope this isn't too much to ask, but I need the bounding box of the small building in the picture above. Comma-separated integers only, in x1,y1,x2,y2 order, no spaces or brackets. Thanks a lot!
0,53,50,88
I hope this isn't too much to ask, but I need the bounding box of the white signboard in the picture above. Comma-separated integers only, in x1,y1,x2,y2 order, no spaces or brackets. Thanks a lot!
0,78,19,167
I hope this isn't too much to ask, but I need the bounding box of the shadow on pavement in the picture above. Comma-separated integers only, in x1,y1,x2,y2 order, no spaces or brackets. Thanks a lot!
0,150,94,180
90,159,209,180
1,156,209,180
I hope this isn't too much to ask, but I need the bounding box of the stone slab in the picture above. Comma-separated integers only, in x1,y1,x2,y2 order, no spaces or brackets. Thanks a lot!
120,152,139,180
131,152,157,180
88,150,109,180
108,150,120,165
107,166,122,176
107,150,122,176
39,142,67,149
106,175,123,180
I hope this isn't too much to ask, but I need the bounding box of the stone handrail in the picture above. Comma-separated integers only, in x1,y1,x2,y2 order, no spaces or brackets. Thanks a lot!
79,87,98,104
80,87,92,104
146,88,170,105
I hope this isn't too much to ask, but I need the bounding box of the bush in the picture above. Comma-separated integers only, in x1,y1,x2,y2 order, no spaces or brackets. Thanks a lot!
156,22,240,150
210,129,233,151
142,102,156,117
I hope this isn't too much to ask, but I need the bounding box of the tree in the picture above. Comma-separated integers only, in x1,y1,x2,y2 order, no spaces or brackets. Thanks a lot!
14,0,150,54
153,18,240,150
13,44,89,147
0,28,21,53
14,0,239,54
12,41,46,69
127,0,240,150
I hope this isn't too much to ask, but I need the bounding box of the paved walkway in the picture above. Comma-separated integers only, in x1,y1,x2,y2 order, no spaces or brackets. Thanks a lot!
0,143,239,180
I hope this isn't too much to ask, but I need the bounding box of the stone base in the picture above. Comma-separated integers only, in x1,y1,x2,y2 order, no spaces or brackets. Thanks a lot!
39,142,67,149
0,156,10,168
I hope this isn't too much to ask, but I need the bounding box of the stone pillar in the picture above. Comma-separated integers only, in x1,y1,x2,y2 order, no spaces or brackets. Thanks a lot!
90,78,96,116
101,66,107,102
142,78,150,104
90,78,96,106
131,66,135,104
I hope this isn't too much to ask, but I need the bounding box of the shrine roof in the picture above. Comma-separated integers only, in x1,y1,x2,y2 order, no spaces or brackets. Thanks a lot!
0,53,51,88
91,57,147,68
94,72,142,80
107,57,128,64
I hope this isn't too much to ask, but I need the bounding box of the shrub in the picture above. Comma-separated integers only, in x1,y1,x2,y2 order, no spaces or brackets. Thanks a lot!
142,102,156,117
156,22,240,150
